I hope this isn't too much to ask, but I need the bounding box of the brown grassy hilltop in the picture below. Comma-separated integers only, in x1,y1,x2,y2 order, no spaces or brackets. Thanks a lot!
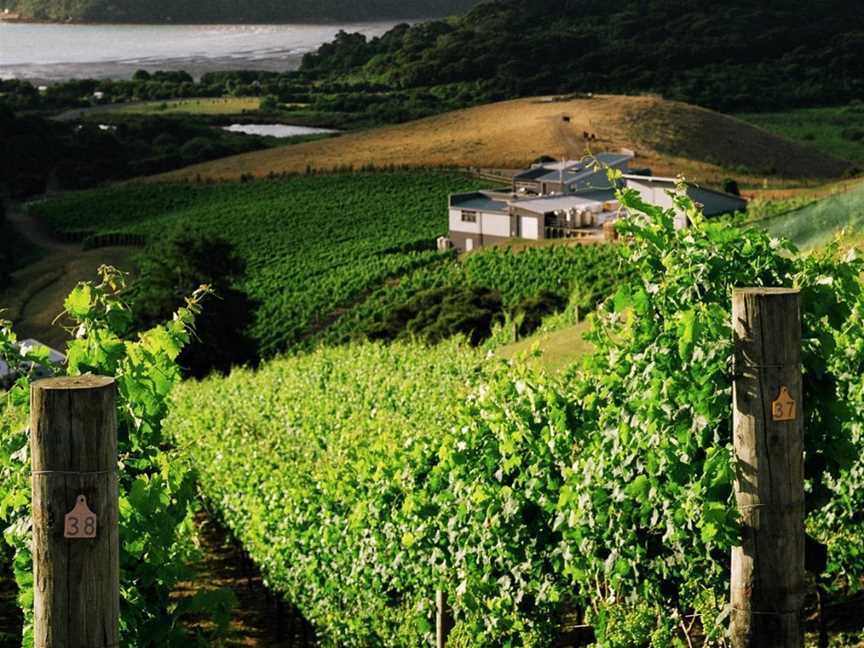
156,94,855,186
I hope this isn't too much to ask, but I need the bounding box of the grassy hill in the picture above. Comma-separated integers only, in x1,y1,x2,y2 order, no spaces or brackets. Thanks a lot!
759,180,864,250
6,0,478,23
158,95,856,186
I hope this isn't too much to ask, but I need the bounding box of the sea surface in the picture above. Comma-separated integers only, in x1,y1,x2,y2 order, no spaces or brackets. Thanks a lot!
0,22,399,82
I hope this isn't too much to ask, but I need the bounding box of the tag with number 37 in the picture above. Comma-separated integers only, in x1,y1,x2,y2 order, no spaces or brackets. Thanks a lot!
771,386,797,422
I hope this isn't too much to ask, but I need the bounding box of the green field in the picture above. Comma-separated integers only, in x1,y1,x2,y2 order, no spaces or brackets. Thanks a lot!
30,172,483,354
496,319,593,372
738,103,864,164
759,180,864,250
109,97,261,115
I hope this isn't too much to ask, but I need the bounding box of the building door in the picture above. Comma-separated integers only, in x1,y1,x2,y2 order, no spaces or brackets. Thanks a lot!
466,238,474,252
520,216,539,240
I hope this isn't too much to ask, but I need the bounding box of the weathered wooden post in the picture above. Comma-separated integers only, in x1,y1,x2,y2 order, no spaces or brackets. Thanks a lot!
31,375,119,648
730,288,805,648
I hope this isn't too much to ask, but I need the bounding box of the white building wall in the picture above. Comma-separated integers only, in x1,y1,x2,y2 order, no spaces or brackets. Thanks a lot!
627,180,688,229
450,209,511,237
449,208,480,234
482,213,511,238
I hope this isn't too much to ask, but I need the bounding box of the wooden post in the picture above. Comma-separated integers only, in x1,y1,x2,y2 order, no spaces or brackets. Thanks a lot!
30,376,119,648
730,289,804,648
436,589,453,648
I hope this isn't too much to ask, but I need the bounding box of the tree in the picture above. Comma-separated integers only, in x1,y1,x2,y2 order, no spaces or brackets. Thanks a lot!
259,95,280,112
366,285,504,346
128,229,259,378
722,178,741,196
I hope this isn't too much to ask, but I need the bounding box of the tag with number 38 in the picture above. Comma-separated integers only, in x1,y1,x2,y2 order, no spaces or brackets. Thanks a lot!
64,495,97,539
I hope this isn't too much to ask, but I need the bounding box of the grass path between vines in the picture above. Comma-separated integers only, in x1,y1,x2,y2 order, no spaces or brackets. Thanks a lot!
177,513,318,647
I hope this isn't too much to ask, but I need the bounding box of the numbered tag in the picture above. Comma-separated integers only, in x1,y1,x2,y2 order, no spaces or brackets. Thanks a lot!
64,495,97,539
771,386,797,422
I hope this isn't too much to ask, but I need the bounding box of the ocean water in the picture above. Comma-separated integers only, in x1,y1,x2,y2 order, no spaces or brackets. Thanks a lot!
0,22,399,81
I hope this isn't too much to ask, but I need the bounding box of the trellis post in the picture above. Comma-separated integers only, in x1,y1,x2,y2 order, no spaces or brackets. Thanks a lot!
436,589,453,648
31,375,119,648
730,288,805,648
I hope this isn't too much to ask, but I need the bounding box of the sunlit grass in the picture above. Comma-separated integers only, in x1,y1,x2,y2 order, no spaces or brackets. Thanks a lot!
110,97,261,115
496,320,593,373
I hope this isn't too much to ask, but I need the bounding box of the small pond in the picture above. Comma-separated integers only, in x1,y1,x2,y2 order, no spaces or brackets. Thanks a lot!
222,124,339,138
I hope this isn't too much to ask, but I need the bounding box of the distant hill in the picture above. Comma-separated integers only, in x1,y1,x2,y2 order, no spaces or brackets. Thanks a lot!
5,0,479,23
300,0,864,113
156,94,856,184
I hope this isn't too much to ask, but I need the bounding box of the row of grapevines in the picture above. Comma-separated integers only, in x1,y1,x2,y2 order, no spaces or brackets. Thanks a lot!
169,184,864,646
323,243,631,345
167,339,486,646
29,172,484,355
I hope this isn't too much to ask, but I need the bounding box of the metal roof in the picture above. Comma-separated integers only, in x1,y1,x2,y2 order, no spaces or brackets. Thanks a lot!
573,188,618,202
595,151,634,167
537,155,633,185
450,192,509,213
621,174,681,184
513,167,550,181
514,151,634,183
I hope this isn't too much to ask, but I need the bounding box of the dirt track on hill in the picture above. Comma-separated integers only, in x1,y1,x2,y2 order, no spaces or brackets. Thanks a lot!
1,206,136,350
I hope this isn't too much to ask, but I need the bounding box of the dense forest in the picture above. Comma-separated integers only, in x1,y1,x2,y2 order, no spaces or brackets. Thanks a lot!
300,0,864,112
5,0,478,23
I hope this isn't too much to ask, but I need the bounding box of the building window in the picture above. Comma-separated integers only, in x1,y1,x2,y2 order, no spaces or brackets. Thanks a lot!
461,210,477,223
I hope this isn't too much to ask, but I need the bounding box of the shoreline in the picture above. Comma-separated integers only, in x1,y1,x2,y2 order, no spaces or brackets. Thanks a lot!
0,18,405,83
0,15,433,26
0,14,39,23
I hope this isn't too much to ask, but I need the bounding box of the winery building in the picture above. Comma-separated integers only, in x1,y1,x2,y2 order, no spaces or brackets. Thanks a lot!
446,151,747,252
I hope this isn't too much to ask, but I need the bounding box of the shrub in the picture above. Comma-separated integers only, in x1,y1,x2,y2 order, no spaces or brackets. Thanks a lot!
259,95,280,112
366,285,504,346
841,127,864,142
